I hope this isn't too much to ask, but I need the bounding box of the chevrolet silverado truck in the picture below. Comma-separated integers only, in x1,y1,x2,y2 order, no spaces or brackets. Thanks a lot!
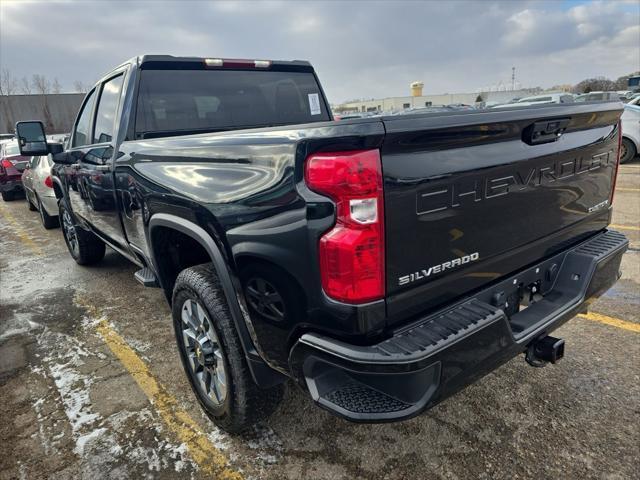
15,55,628,433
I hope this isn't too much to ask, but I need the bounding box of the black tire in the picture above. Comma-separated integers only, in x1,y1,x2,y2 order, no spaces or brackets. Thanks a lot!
59,201,105,265
1,191,15,201
172,264,284,434
27,193,37,211
620,137,637,164
37,196,59,229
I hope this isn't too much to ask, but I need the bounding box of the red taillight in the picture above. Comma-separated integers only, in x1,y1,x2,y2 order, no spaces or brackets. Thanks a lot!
305,149,385,304
1,159,13,168
610,121,622,205
44,176,53,188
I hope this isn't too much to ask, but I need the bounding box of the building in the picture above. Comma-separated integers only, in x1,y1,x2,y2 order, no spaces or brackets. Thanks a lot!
332,83,545,114
0,93,85,134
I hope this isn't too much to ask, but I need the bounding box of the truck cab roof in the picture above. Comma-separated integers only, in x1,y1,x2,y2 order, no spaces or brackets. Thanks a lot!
136,55,314,72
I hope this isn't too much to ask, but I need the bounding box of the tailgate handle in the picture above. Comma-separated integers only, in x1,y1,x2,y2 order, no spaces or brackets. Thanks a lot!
523,118,570,145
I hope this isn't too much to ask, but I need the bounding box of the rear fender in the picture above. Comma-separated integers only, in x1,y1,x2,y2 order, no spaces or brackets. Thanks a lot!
148,213,287,388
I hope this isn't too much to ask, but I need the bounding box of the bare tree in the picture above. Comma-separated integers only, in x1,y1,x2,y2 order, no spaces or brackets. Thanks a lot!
73,80,88,93
29,74,55,129
0,69,18,132
0,68,18,95
572,76,617,94
52,78,62,94
32,74,51,95
19,76,32,94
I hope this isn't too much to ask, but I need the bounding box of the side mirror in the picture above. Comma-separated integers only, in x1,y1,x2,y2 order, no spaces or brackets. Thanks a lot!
15,121,48,156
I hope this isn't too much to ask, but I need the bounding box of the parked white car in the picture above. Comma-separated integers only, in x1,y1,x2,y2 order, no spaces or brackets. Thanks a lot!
621,97,640,163
492,93,575,108
21,153,60,229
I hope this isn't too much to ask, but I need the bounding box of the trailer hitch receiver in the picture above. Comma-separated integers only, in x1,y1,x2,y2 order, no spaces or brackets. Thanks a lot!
525,335,565,367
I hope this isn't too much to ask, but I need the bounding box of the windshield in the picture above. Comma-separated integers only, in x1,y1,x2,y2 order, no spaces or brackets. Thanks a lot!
135,69,331,139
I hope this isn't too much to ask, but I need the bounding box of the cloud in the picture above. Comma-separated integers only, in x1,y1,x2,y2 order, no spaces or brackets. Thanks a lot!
0,0,637,103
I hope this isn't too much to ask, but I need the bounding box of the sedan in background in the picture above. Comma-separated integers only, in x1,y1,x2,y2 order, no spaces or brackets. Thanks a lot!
21,153,59,229
0,140,29,201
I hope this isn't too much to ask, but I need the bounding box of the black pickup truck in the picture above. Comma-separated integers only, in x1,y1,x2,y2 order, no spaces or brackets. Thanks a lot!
16,55,628,433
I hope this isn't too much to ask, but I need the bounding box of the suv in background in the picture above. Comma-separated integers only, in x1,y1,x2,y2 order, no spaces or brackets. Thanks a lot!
0,140,30,201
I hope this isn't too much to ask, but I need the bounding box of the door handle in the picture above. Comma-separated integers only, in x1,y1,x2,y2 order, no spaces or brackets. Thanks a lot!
95,165,111,172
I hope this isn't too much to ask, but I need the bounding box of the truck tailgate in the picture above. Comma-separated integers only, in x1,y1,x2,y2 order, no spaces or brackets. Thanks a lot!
380,103,623,322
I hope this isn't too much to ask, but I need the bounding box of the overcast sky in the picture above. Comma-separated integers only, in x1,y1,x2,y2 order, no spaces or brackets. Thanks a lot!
1,0,638,102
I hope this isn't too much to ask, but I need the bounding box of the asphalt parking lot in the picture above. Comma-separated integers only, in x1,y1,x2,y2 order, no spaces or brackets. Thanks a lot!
1,162,638,480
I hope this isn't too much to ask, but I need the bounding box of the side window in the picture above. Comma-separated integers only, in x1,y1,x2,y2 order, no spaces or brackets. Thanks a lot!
93,74,124,144
72,89,96,148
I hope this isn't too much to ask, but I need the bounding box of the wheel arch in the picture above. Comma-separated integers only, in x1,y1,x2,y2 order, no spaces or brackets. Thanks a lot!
148,213,287,387
51,177,64,200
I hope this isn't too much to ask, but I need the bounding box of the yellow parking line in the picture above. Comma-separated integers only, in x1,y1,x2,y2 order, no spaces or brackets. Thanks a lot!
610,224,640,232
578,312,640,333
615,187,640,192
0,202,44,256
76,298,242,480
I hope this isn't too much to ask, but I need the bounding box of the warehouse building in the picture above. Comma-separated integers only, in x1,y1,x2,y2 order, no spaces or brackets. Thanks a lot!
332,82,543,114
0,93,84,134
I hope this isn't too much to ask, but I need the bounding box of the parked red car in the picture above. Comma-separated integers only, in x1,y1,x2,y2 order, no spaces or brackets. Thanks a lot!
0,141,29,201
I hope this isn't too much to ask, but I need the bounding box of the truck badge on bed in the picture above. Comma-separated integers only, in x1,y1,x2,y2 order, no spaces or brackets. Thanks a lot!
398,252,480,286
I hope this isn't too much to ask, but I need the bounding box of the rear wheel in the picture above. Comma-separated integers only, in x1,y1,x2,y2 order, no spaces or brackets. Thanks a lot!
37,196,59,229
620,137,637,164
1,191,15,201
172,264,284,433
59,201,105,265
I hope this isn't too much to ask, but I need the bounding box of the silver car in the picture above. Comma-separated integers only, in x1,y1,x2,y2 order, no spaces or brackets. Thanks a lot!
22,154,60,229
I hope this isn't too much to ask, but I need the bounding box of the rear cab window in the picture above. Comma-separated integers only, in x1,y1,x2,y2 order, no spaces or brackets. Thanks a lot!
134,65,331,139
94,74,125,144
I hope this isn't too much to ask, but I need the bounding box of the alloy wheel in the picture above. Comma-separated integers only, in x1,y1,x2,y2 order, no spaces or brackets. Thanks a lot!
181,299,227,405
62,209,79,256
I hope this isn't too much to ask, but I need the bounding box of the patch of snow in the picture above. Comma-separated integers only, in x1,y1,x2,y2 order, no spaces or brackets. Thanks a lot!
173,443,189,472
126,337,152,353
0,311,42,340
74,427,107,455
49,360,99,432
245,424,283,465
30,299,199,475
